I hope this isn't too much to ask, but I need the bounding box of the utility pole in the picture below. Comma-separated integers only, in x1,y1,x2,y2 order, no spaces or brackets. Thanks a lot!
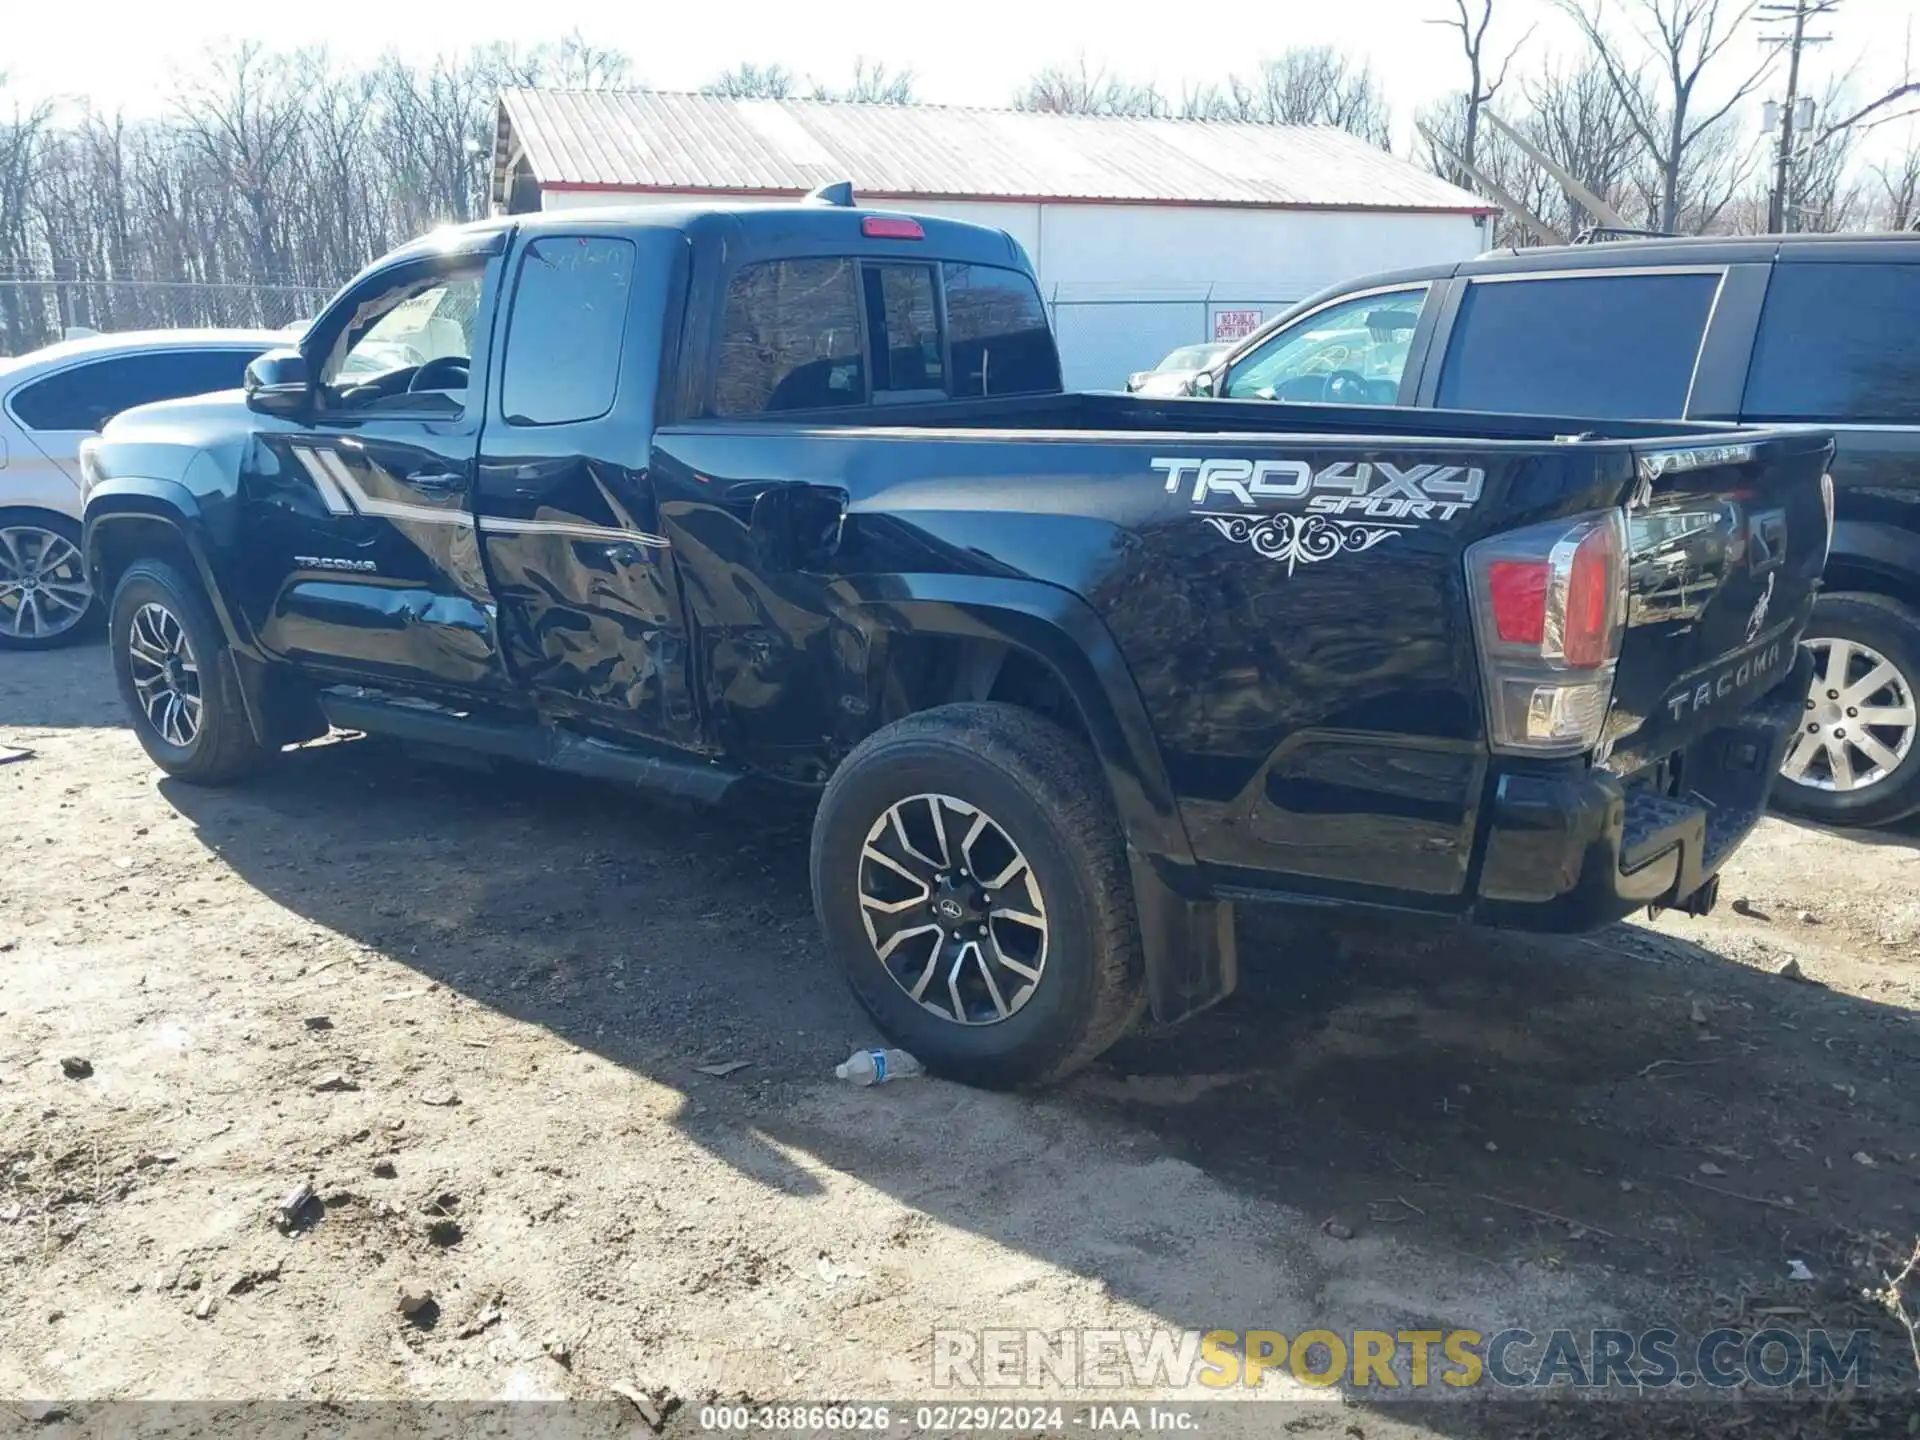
1758,0,1836,232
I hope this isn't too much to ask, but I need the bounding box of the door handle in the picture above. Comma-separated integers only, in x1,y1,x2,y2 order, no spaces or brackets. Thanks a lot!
408,471,466,495
602,542,645,567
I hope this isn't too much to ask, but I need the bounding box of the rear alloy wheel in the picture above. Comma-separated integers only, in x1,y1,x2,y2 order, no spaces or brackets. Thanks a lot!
0,516,96,649
1773,593,1920,829
813,703,1145,1088
858,793,1050,1025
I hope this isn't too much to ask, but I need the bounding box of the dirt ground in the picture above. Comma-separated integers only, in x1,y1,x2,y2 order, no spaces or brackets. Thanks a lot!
3,641,1919,1438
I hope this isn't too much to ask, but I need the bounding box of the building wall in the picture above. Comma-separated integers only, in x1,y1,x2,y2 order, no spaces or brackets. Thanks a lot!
542,187,1488,390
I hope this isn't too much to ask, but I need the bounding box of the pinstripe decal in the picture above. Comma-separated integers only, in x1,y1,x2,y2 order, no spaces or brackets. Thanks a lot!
286,444,669,551
290,446,354,516
476,516,671,548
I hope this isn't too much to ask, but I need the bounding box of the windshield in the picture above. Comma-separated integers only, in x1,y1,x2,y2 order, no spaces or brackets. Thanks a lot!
330,278,482,386
1225,286,1428,405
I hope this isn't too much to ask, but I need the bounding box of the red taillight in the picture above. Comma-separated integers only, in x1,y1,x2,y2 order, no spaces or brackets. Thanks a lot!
1488,560,1547,646
1562,527,1617,669
862,216,924,239
1465,509,1628,755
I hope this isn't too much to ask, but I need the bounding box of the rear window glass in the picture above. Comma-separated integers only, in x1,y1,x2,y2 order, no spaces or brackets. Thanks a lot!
862,262,944,398
714,259,865,414
943,263,1060,397
1436,272,1720,419
501,236,635,426
1744,262,1920,424
10,348,260,431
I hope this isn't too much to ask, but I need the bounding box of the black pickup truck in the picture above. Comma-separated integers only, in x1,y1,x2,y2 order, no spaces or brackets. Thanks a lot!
80,196,1833,1087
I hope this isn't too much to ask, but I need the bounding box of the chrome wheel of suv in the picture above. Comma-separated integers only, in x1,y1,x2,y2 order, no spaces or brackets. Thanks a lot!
1781,636,1916,793
126,602,203,748
0,523,92,643
858,792,1049,1026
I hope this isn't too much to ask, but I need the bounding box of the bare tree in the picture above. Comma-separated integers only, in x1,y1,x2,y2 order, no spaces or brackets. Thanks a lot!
1419,93,1555,241
1523,60,1646,230
374,49,505,230
544,31,633,90
1241,49,1393,145
172,43,313,280
702,63,797,100
1014,59,1169,117
1427,0,1535,183
1559,0,1773,232
705,59,915,104
1871,126,1920,228
823,59,916,105
1165,48,1394,145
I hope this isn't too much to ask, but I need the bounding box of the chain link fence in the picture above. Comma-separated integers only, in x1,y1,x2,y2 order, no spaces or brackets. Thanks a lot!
0,279,333,357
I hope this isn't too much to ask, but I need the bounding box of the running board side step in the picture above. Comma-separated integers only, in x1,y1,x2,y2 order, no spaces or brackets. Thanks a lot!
316,692,741,805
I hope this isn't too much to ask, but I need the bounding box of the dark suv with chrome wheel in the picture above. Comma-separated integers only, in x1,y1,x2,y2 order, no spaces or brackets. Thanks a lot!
1192,234,1920,829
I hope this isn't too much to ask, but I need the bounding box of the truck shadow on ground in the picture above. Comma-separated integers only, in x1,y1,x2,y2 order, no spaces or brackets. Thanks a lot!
154,732,1920,1427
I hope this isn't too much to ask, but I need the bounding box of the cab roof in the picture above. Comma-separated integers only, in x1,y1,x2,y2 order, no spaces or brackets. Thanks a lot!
368,201,1035,283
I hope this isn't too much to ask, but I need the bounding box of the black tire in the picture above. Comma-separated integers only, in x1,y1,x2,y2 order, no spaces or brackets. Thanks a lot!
109,560,265,785
811,702,1145,1089
0,509,99,650
1772,591,1920,829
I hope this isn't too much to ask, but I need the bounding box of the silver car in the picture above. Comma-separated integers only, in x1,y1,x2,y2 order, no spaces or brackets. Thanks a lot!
1125,341,1232,397
0,329,281,648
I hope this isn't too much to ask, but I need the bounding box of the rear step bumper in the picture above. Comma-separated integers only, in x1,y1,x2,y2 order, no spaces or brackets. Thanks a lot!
1471,645,1813,934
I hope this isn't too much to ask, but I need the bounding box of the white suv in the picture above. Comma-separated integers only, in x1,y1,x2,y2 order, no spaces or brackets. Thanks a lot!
1,329,283,648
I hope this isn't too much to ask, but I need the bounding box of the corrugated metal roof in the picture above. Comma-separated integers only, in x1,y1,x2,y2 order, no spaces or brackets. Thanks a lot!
495,88,1496,215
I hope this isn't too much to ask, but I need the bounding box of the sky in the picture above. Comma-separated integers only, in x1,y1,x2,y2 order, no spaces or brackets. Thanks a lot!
3,0,1915,163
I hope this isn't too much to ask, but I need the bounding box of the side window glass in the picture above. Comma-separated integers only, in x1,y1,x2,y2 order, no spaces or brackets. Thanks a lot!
502,236,636,426
1436,272,1719,419
1225,287,1428,404
178,350,265,397
1744,262,1920,423
10,349,261,433
318,265,487,415
862,262,944,399
12,356,149,431
714,259,865,415
943,263,1060,397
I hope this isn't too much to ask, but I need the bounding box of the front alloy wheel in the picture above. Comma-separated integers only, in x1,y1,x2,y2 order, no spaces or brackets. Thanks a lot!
126,602,204,748
0,522,93,646
859,793,1049,1025
109,559,264,785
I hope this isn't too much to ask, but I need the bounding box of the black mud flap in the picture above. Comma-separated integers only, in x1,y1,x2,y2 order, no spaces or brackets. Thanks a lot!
1131,853,1238,1023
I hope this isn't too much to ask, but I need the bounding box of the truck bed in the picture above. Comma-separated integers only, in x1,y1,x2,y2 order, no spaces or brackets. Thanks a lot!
655,393,1831,919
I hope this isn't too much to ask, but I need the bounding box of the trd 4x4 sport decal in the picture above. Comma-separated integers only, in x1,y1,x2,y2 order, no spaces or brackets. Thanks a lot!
1152,457,1485,576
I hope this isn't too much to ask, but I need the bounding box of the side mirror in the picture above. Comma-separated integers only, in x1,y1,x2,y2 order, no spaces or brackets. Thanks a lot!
1189,369,1217,398
244,348,312,418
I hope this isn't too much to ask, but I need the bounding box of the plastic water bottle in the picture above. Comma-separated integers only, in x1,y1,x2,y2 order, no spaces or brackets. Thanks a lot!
835,1048,923,1085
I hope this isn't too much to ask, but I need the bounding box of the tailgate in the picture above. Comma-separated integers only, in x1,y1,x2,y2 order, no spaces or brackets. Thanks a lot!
1604,430,1833,772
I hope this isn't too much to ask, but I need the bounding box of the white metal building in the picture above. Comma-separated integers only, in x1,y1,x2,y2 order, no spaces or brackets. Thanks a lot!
491,89,1497,390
